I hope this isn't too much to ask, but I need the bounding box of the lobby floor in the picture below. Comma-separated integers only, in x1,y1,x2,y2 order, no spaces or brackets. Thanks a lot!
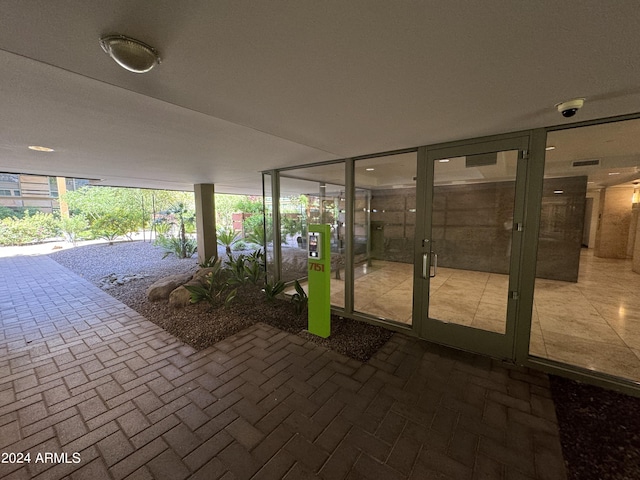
323,250,640,383
0,255,565,479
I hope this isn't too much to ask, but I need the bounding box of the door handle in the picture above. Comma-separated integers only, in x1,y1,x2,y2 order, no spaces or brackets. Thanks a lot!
430,252,438,278
422,252,428,279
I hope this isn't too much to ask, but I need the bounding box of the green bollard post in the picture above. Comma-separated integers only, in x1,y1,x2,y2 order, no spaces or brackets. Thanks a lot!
307,224,331,338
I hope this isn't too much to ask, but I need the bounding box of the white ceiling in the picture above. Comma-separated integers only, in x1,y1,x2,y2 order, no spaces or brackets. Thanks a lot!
1,1,640,193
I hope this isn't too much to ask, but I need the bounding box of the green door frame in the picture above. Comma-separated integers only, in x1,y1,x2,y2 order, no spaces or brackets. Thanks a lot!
414,132,533,361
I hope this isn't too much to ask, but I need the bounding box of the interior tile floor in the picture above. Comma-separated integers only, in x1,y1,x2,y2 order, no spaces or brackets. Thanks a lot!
531,250,640,383
296,249,640,383
0,255,566,480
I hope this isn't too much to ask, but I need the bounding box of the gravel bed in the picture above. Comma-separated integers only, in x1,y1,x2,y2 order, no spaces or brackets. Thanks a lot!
48,240,200,284
550,375,640,480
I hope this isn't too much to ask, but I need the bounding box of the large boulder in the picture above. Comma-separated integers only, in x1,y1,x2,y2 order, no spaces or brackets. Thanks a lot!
169,278,205,308
169,285,192,308
146,273,193,302
192,267,216,285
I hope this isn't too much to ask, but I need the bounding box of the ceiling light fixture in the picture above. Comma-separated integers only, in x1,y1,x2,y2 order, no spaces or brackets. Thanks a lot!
545,146,556,151
365,168,375,171
28,145,55,152
99,34,161,73
608,172,620,175
438,159,450,163
554,190,564,194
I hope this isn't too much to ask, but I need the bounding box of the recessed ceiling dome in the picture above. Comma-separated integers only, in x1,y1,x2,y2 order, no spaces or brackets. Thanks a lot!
99,34,161,73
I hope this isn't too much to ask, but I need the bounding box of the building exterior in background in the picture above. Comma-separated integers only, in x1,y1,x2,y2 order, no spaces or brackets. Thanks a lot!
0,173,89,213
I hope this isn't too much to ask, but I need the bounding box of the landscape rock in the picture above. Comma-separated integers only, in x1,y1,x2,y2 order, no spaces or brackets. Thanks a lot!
169,285,192,308
99,272,148,290
192,267,216,284
146,273,193,301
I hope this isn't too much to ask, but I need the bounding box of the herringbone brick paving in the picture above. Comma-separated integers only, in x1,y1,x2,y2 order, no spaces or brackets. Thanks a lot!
0,255,567,479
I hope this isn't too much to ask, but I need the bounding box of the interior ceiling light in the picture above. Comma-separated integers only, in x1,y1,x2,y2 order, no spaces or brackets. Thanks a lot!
99,34,160,73
545,146,556,151
438,159,450,163
28,145,54,152
365,168,375,171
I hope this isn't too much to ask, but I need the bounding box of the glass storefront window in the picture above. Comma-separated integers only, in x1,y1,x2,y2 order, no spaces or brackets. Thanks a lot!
279,163,345,308
531,119,640,383
354,153,416,325
262,173,276,279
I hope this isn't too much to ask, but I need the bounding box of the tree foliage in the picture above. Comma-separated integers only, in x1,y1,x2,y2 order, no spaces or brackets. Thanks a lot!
0,210,59,246
0,206,30,220
63,186,195,244
59,214,89,245
155,202,198,259
235,196,265,238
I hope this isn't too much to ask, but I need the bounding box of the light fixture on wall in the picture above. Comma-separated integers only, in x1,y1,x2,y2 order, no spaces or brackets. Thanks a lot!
99,35,161,73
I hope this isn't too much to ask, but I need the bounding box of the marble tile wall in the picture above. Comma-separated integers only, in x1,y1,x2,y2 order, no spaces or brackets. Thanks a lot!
595,186,634,259
535,176,587,282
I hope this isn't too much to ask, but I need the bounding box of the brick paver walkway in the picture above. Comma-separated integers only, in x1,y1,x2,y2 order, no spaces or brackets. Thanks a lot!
0,255,567,479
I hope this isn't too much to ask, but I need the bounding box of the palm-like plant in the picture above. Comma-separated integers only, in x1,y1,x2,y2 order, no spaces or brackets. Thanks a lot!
158,203,196,259
217,228,241,257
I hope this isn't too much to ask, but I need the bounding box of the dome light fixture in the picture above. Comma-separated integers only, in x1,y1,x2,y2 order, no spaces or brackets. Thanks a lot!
28,145,55,152
99,34,160,73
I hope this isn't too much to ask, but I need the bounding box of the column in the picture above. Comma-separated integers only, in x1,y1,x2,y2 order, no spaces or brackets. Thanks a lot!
633,205,640,274
56,177,69,218
594,187,633,259
194,184,217,264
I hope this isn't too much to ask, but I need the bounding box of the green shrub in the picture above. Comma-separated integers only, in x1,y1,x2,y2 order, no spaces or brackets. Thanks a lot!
184,260,236,306
245,224,271,247
199,255,218,268
244,249,265,285
0,206,29,220
89,211,135,244
153,219,172,238
225,253,249,285
233,240,248,251
224,249,265,285
155,203,197,259
291,280,308,314
156,235,198,259
0,211,59,246
263,280,286,302
59,214,89,245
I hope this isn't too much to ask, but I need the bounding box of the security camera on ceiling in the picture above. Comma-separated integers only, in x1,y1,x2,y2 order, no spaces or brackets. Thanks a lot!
555,98,585,118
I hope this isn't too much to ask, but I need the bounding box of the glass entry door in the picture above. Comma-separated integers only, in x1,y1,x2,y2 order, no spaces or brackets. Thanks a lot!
415,136,529,359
